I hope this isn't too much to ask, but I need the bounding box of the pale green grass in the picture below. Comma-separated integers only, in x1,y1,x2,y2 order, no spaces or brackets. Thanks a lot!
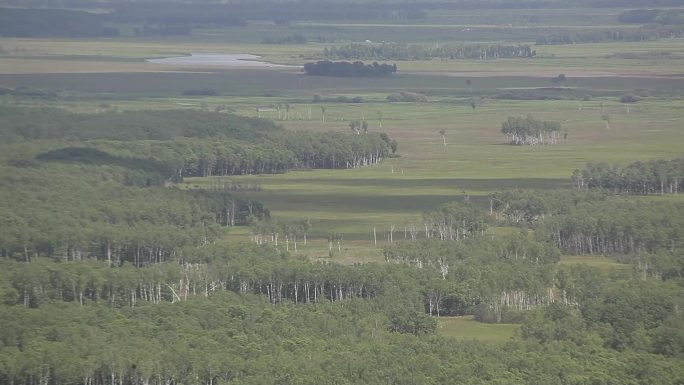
437,316,519,342
182,97,684,260
560,255,631,271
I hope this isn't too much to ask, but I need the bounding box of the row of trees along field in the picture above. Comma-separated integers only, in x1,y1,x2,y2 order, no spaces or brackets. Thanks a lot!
323,42,536,61
572,156,684,195
303,61,397,77
487,189,684,265
535,24,684,45
500,115,562,145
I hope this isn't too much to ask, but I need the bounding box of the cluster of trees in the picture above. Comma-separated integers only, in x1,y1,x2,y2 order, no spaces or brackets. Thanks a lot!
572,157,684,195
421,201,489,242
501,115,562,145
323,42,536,61
486,188,684,258
387,91,428,102
303,61,397,77
489,189,609,227
535,24,684,44
538,199,684,256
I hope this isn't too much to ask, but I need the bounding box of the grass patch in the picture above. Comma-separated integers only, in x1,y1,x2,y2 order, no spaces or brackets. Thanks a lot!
437,315,519,342
560,255,631,271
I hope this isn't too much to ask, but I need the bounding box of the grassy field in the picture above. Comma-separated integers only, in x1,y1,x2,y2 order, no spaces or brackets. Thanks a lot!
437,316,519,342
2,10,683,262
180,94,683,259
559,255,632,271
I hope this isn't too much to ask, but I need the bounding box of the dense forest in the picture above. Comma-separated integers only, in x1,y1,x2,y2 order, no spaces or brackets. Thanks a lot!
2,1,684,381
1,106,683,385
0,107,396,266
2,197,684,384
323,43,536,61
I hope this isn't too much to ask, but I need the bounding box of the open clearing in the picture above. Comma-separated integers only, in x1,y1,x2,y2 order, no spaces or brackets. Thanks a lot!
437,316,519,342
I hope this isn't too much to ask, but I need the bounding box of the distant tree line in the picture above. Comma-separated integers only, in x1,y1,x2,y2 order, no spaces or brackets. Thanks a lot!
0,7,119,38
303,60,397,77
261,34,307,44
535,24,684,45
140,132,396,177
387,91,428,102
312,94,365,103
323,42,536,61
619,8,684,24
0,107,280,143
572,157,684,195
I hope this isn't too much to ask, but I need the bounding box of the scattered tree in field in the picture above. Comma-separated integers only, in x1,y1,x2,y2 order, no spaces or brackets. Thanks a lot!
551,74,566,87
438,129,447,151
601,113,611,129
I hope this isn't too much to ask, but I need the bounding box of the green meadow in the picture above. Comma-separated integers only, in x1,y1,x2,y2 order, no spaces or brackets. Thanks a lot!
437,316,519,342
2,13,683,261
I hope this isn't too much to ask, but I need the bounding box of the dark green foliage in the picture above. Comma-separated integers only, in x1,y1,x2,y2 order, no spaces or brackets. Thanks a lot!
0,107,280,142
572,157,684,194
303,61,397,77
0,107,395,175
538,199,684,255
489,189,610,227
620,93,642,103
0,7,119,38
324,42,535,61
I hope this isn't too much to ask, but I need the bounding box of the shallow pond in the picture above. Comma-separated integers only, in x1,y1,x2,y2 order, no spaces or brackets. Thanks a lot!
147,53,286,67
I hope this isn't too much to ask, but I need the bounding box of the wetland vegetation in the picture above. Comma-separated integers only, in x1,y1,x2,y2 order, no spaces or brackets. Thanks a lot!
1,0,684,384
